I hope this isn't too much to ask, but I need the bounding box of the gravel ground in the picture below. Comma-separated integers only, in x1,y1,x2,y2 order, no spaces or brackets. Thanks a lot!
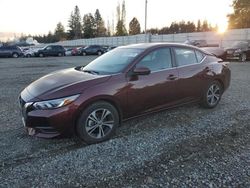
0,56,249,187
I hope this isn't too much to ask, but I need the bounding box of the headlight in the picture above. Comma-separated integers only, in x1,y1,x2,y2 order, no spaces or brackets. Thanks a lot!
33,94,80,110
235,49,242,53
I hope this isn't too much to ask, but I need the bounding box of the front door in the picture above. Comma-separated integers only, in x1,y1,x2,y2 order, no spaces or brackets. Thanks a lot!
127,47,179,116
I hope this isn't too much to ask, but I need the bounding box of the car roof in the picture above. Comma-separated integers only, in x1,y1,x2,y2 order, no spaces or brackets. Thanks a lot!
119,43,199,49
118,43,212,55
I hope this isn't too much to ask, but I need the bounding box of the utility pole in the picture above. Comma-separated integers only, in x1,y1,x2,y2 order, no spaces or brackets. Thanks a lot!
145,0,148,34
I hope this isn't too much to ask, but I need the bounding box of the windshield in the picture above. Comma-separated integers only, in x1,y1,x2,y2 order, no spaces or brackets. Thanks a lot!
82,48,143,74
231,41,248,48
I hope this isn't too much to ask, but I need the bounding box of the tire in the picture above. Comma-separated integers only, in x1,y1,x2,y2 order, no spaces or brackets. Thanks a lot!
76,101,119,144
201,81,223,109
58,52,62,57
82,52,87,56
12,53,19,58
97,51,102,56
239,53,247,62
39,53,44,57
26,54,31,58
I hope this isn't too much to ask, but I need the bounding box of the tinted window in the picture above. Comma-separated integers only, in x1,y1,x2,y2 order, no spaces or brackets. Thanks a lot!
46,46,52,50
195,50,205,62
137,48,172,72
174,48,198,66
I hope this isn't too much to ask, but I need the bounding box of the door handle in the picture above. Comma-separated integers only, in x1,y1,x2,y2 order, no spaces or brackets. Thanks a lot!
167,74,177,80
205,67,211,72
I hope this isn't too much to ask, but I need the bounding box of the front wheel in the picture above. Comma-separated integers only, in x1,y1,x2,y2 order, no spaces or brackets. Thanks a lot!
97,51,102,56
76,101,119,144
201,81,223,108
239,53,247,62
82,52,87,56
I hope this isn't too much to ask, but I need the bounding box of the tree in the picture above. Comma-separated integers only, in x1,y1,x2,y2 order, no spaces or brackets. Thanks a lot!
129,17,141,35
201,20,209,32
197,19,201,32
94,9,107,37
228,0,250,29
83,13,95,38
54,22,66,41
68,5,82,39
115,0,127,36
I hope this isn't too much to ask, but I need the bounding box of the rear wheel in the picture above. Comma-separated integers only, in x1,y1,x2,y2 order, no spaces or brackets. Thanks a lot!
239,53,247,62
201,81,223,108
82,52,87,56
12,53,19,58
97,51,102,56
39,53,44,57
76,101,119,144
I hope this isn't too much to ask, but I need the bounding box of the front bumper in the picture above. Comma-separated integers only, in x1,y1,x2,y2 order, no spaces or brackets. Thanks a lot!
19,96,77,138
226,52,240,60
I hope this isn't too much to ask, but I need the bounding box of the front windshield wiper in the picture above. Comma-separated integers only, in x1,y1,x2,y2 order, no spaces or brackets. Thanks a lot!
81,69,99,75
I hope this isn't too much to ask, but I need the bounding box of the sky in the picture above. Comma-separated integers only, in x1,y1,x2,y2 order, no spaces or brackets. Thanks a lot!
0,0,233,38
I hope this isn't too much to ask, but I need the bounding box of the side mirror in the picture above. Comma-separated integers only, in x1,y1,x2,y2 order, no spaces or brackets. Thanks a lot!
133,66,151,76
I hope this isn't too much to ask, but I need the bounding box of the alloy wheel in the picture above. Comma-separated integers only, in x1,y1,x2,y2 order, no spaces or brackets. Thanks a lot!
207,84,221,106
85,108,114,139
240,53,247,62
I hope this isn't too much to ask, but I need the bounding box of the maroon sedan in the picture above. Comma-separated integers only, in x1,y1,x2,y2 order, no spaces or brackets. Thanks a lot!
19,43,231,144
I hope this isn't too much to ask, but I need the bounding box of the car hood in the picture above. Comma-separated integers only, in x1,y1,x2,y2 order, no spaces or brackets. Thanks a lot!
24,67,111,101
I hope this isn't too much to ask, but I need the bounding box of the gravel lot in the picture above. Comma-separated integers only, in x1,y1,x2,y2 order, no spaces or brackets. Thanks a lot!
0,56,249,187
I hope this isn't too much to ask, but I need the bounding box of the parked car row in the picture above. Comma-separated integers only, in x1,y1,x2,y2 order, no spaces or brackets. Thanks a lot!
0,44,118,58
186,40,250,62
0,41,249,62
65,45,117,56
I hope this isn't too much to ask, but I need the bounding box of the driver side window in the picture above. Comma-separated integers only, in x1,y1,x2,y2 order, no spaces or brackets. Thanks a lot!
137,48,173,72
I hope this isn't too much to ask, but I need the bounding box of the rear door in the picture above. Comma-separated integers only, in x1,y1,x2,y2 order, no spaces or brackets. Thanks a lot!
173,47,212,102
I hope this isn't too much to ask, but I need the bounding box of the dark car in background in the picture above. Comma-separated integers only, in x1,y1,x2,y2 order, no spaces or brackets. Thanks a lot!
225,41,250,62
0,45,23,58
19,43,231,144
34,45,66,57
80,45,106,56
201,47,226,60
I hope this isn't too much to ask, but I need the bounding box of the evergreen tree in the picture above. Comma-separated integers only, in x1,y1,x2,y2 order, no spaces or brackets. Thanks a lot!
115,0,127,36
83,13,95,38
201,20,209,32
54,22,66,41
197,20,201,32
228,0,250,29
129,17,141,35
68,5,82,39
94,9,107,37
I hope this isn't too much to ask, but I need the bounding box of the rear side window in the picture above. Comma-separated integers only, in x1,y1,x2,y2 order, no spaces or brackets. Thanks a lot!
174,48,198,66
195,50,205,62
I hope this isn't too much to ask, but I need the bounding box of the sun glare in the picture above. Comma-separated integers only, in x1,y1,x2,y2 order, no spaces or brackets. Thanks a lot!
218,23,228,34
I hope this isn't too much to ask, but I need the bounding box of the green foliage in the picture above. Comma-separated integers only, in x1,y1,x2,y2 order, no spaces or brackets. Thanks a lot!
147,20,214,35
115,0,127,36
83,13,95,38
68,5,82,39
129,17,141,35
228,0,250,29
54,22,66,41
94,9,107,37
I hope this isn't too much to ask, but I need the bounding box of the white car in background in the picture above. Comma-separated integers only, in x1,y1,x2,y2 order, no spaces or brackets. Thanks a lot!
22,47,41,58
